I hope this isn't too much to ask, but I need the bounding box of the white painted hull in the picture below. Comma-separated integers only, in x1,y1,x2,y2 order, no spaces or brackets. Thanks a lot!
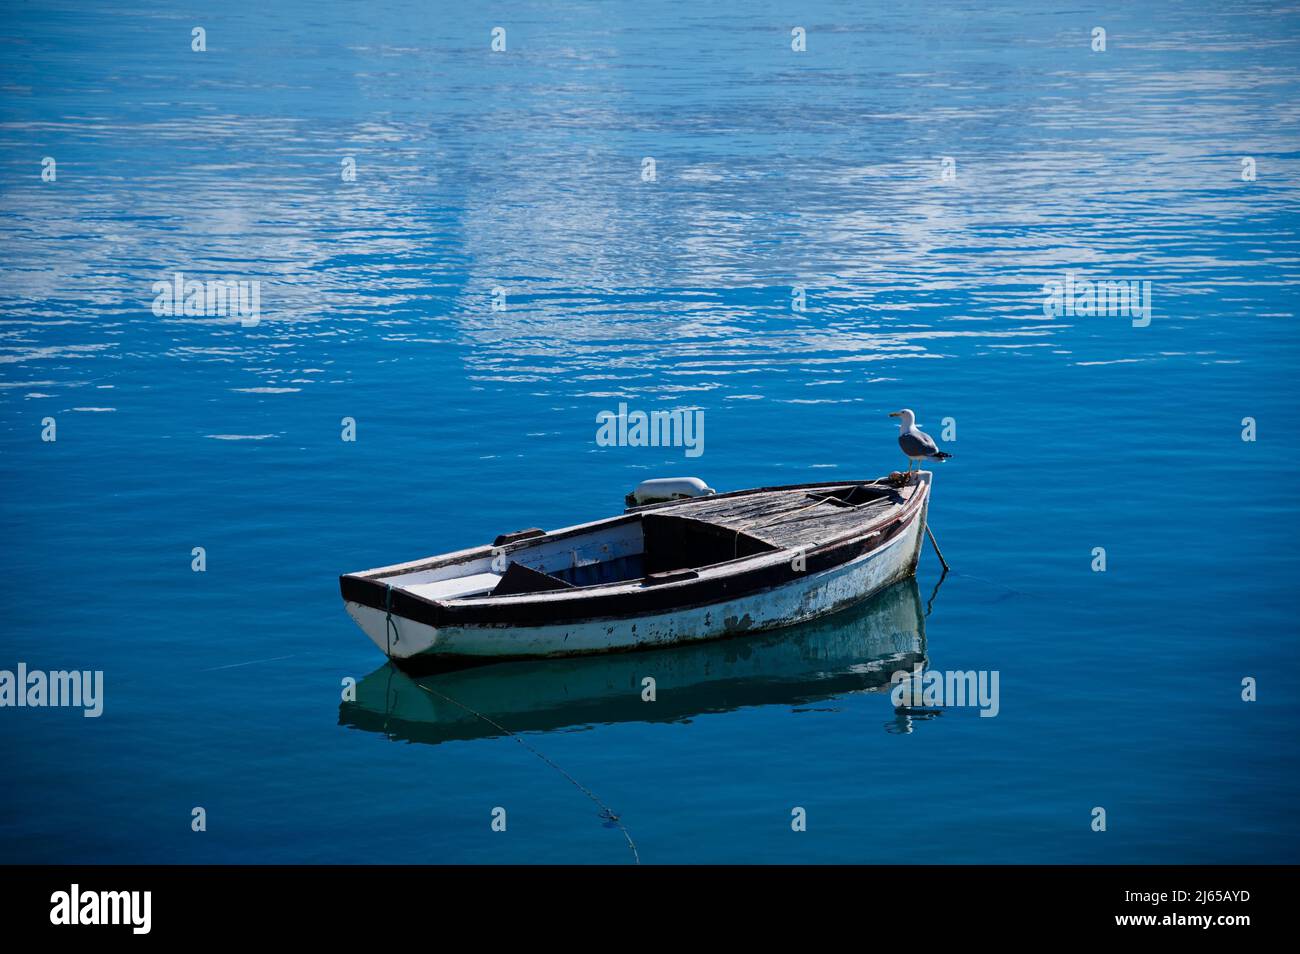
345,488,929,661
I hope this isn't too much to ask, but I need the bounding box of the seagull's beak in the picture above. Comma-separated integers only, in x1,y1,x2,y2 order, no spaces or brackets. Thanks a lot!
888,411,901,418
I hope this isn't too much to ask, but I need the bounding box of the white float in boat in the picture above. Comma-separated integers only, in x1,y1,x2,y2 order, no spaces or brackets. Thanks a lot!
626,476,716,506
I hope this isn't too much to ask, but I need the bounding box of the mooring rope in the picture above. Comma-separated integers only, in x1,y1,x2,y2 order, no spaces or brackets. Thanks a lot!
925,524,951,572
384,584,399,656
925,567,948,617
415,682,640,864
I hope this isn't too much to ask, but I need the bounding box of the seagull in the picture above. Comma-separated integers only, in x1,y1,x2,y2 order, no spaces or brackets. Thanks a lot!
889,408,952,471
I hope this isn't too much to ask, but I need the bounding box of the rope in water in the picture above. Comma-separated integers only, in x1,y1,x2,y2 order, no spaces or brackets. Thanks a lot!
415,682,640,865
925,524,951,572
383,585,636,861
925,567,948,617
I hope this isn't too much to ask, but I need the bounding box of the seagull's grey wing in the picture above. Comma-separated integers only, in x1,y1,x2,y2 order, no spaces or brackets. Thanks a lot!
899,429,939,458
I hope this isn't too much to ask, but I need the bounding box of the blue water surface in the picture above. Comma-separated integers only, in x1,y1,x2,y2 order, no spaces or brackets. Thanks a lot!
1,0,1298,863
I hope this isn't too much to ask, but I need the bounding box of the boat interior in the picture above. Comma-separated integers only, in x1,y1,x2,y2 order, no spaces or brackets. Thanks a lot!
365,481,912,603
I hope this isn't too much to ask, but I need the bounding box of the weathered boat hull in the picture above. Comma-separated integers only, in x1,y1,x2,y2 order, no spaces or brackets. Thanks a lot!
343,474,930,664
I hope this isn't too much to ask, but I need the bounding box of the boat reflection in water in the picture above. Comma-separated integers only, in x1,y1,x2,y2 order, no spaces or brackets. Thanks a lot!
339,579,928,746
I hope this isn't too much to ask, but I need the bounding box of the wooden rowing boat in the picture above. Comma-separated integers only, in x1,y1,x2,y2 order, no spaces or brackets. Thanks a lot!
339,471,932,666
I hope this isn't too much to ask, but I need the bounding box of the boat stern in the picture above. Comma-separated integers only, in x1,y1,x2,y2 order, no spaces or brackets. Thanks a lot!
343,598,441,660
339,572,449,661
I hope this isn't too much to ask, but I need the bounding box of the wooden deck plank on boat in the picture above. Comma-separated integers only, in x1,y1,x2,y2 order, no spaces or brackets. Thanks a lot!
753,508,892,549
662,487,849,521
646,482,910,550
